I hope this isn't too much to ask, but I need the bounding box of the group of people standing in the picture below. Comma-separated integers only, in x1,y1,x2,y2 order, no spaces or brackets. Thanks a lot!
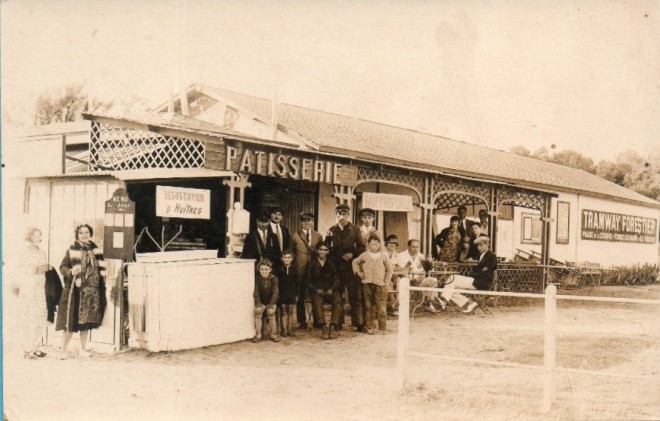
242,203,499,341
241,204,418,340
13,224,107,360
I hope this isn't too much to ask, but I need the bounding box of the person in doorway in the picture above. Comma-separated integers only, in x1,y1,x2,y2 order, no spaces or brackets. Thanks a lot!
56,224,107,359
291,212,323,330
352,234,393,334
241,210,279,263
433,215,462,263
269,206,291,262
306,240,342,339
14,227,52,359
457,206,470,238
478,209,490,235
398,239,441,313
326,203,363,332
384,234,403,316
442,236,497,314
275,250,299,337
252,258,280,343
356,208,378,255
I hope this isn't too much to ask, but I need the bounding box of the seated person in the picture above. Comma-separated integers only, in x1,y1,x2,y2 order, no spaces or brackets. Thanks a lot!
441,236,497,313
398,239,441,313
253,258,280,343
306,240,342,339
462,223,488,262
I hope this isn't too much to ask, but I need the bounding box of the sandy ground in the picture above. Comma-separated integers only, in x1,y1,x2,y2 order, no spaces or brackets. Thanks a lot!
3,284,660,421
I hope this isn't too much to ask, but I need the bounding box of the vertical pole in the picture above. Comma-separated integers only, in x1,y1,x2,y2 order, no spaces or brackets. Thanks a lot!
396,276,411,389
543,283,557,412
61,134,67,174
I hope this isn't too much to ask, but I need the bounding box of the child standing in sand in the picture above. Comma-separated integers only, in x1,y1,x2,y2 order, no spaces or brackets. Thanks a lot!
352,234,393,334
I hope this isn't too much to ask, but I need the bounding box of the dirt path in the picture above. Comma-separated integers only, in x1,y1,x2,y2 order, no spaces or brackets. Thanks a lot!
4,285,660,420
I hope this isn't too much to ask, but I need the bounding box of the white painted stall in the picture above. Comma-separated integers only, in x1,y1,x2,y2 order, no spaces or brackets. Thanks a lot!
127,254,255,352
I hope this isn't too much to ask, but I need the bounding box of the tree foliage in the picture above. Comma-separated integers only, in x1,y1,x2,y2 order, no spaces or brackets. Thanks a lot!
33,84,145,125
509,145,660,201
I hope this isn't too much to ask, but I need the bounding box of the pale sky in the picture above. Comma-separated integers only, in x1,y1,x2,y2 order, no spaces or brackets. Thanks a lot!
2,0,659,162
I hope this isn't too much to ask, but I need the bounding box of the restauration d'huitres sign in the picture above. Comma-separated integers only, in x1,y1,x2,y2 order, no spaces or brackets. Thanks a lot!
581,209,657,243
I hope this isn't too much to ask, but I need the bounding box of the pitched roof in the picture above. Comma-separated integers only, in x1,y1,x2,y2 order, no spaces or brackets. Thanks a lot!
193,84,659,208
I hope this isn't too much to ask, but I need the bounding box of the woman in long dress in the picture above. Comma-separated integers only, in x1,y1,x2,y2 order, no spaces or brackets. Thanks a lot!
18,227,52,359
434,215,463,263
55,224,107,359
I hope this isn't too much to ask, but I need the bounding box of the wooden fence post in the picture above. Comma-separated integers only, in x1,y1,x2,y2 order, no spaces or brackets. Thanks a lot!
397,276,411,389
543,283,557,412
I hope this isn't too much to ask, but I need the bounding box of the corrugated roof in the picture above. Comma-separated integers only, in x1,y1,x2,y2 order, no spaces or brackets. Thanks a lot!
196,85,659,207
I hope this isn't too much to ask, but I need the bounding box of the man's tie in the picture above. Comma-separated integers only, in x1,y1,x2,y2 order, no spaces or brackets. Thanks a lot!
276,224,283,250
260,229,266,245
307,230,311,246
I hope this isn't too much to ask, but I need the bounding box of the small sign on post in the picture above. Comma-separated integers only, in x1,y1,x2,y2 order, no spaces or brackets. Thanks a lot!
104,188,136,260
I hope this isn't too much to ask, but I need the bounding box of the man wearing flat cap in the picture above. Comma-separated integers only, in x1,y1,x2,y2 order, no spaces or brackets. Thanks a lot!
325,203,364,331
291,212,323,329
442,236,497,314
356,208,378,255
241,210,280,262
384,234,403,315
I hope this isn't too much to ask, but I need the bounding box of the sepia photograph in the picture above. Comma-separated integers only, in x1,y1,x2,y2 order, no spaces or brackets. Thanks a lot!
1,1,659,420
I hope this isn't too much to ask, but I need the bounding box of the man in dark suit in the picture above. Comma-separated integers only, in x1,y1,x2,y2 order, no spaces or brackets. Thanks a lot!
465,223,488,261
269,206,291,259
291,212,324,329
240,210,279,262
440,236,497,314
457,206,470,238
326,203,363,331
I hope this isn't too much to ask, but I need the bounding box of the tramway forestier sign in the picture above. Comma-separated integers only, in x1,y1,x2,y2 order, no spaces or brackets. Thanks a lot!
156,185,211,220
581,209,657,243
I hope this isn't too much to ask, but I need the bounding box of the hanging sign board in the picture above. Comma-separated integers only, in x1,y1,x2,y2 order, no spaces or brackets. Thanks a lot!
156,185,210,220
361,192,414,212
581,209,657,243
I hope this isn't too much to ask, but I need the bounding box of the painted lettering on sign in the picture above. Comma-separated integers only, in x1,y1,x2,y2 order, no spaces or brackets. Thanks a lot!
581,209,657,244
156,185,211,220
224,145,357,185
362,192,414,212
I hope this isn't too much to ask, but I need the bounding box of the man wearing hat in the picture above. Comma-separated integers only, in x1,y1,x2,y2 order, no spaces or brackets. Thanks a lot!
384,234,403,315
465,223,488,261
240,210,280,262
356,208,378,255
325,203,364,331
269,206,291,260
291,212,324,329
442,236,497,314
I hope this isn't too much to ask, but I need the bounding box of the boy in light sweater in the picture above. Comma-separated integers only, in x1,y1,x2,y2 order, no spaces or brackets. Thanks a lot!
352,234,393,334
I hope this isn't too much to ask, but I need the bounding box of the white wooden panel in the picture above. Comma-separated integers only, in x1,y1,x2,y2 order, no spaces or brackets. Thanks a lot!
73,184,86,228
128,259,255,351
